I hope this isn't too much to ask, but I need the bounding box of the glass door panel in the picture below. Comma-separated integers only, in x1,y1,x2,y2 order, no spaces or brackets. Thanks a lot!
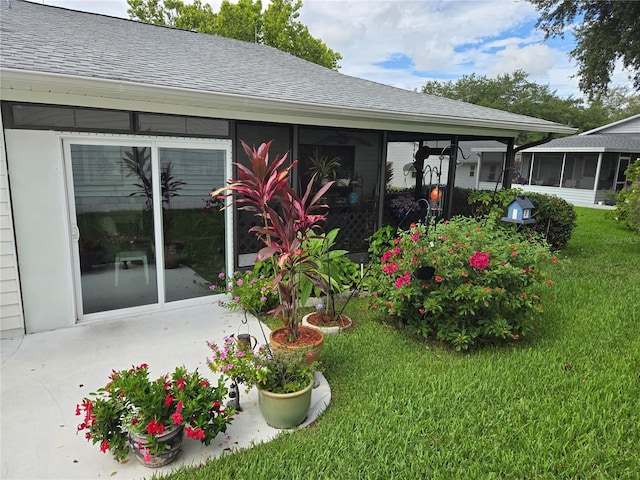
71,144,158,314
158,147,227,302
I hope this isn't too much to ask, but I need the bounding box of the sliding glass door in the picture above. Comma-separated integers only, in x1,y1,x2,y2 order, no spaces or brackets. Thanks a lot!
66,138,231,319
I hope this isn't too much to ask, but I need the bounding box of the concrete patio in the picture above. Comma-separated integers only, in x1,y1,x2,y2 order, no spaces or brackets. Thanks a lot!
0,301,331,479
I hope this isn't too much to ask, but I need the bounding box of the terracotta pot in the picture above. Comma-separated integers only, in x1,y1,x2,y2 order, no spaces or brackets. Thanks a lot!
269,326,324,364
302,312,353,335
258,378,314,429
128,424,183,467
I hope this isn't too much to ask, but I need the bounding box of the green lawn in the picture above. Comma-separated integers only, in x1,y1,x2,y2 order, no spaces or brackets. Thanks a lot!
159,207,640,479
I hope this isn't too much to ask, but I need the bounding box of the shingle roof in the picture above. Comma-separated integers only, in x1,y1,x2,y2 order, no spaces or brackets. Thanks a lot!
524,134,640,152
1,0,572,133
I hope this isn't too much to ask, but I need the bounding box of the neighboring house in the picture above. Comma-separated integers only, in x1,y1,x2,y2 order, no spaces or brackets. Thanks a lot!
473,115,640,205
0,1,574,337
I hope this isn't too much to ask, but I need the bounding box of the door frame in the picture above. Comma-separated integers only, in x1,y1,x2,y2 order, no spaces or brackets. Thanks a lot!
62,134,233,323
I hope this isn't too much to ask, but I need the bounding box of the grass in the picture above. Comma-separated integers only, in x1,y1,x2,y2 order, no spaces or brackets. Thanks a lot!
157,207,640,479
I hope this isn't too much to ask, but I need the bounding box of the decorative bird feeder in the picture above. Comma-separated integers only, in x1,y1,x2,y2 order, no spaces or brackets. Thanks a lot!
501,195,536,225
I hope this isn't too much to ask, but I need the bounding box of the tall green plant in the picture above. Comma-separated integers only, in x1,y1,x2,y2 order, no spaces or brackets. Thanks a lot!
211,140,333,340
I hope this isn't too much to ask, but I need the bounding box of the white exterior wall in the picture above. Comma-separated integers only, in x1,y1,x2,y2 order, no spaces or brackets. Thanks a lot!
0,119,25,337
4,130,76,333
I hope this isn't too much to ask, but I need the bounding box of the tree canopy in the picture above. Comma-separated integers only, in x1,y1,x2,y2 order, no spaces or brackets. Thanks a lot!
420,70,639,142
527,0,640,98
126,0,341,70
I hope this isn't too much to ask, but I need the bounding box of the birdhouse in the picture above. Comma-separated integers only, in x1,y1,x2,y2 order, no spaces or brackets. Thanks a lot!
502,195,536,225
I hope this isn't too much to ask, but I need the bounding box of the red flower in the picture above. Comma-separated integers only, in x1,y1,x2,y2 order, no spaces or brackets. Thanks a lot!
175,378,186,391
435,276,443,283
199,379,210,387
185,426,205,440
164,394,174,407
171,411,183,425
511,251,518,257
146,418,166,435
100,439,109,453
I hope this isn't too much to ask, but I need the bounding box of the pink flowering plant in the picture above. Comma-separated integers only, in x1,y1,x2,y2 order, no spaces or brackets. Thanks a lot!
76,364,233,463
208,337,317,394
211,262,279,314
368,216,557,350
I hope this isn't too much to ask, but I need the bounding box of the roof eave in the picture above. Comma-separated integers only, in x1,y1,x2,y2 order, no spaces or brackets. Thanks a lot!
0,68,577,137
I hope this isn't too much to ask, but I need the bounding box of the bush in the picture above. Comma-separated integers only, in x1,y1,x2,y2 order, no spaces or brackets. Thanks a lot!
525,192,577,250
612,158,640,234
468,189,577,250
367,216,556,350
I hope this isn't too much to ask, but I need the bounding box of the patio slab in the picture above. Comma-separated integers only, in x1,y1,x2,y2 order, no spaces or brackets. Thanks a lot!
0,301,331,479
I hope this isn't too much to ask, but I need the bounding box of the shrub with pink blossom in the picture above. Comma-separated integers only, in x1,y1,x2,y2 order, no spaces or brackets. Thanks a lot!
211,261,279,314
367,216,556,350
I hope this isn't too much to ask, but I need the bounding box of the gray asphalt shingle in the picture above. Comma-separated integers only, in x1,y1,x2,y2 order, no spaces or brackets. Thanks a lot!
1,0,570,132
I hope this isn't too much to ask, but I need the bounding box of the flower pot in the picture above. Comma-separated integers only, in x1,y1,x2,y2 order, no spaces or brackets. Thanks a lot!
269,326,324,364
302,312,352,335
129,425,184,468
258,378,314,429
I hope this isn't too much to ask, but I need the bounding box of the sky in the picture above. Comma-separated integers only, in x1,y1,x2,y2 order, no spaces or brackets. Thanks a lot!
36,0,634,101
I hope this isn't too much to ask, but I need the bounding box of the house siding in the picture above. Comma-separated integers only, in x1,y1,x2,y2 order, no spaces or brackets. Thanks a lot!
589,116,640,135
4,129,76,334
0,117,25,337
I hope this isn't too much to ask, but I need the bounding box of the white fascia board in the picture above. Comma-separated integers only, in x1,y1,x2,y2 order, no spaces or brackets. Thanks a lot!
521,147,607,153
1,68,577,137
580,113,640,135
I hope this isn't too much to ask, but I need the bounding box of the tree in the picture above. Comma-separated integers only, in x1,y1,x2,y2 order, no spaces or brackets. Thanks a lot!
126,0,341,70
527,0,640,98
420,71,600,142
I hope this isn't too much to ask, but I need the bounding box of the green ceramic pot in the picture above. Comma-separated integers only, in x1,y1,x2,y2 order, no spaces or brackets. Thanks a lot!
258,378,314,429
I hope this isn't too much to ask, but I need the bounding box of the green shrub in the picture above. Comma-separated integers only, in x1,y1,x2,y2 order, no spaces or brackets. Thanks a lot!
612,158,640,234
367,216,556,350
468,189,577,250
525,192,578,250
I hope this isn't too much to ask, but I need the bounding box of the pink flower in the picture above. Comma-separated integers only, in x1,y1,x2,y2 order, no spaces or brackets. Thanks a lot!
144,448,151,463
382,262,399,275
434,276,443,283
236,279,244,286
394,271,411,289
164,394,173,407
469,251,490,270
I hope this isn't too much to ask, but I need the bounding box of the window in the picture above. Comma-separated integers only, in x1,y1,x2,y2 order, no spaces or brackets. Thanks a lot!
470,165,475,177
531,153,563,186
3,102,230,138
10,104,130,131
137,113,229,137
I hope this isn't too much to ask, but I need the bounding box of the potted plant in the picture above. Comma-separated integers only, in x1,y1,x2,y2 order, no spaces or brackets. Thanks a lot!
211,141,333,354
300,228,356,334
208,337,317,429
76,364,233,467
308,152,342,185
